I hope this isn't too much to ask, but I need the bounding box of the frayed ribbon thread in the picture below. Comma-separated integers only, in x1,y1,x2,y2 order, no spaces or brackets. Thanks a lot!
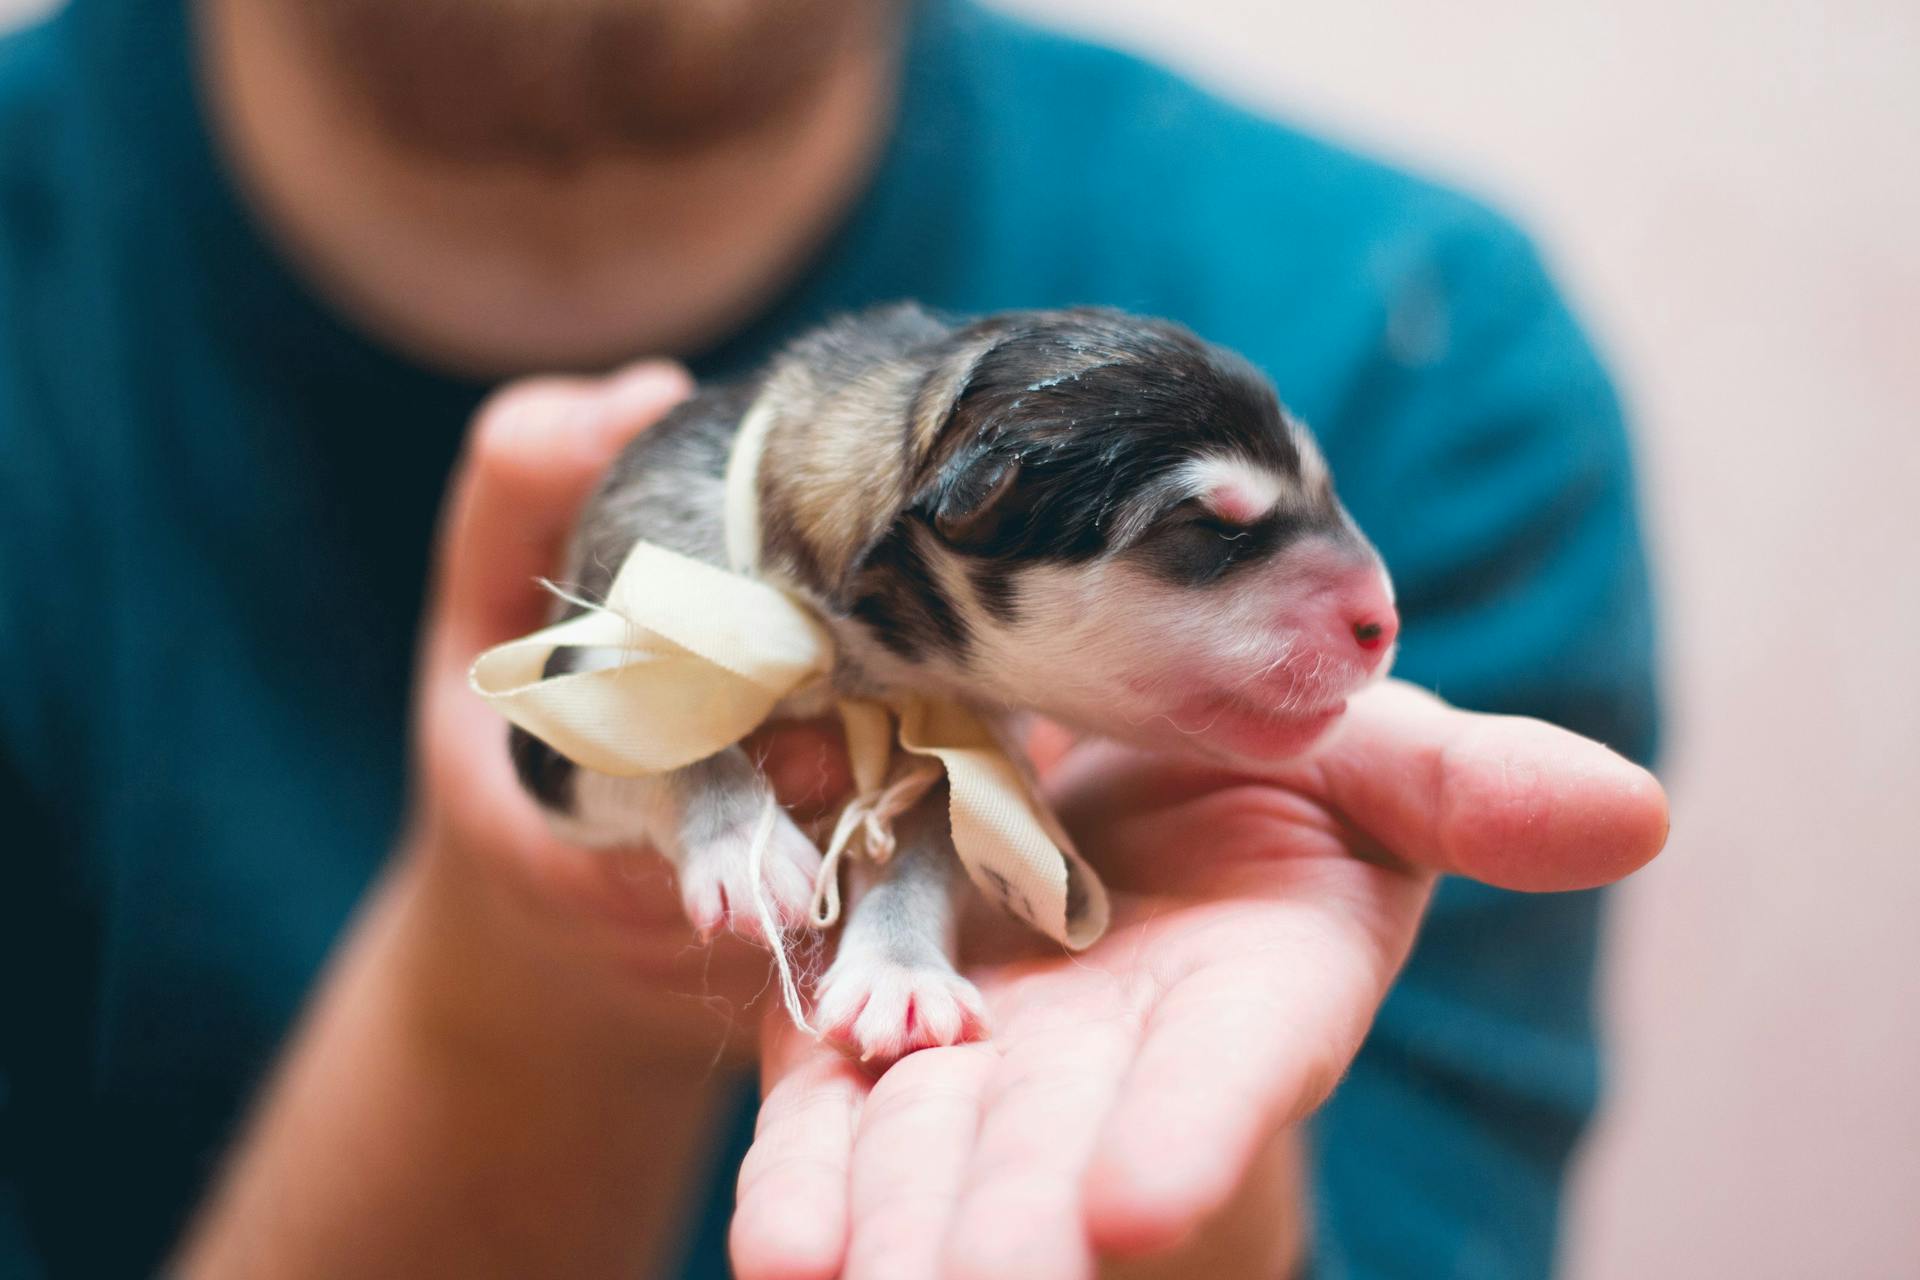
809,759,944,929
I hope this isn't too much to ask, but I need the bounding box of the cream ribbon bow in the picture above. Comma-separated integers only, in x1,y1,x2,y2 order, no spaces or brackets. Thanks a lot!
466,400,1110,955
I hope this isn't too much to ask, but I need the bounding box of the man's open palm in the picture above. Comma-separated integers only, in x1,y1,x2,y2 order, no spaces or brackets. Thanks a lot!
731,680,1668,1280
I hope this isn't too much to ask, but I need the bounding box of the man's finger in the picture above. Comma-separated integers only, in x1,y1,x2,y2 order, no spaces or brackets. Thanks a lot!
941,994,1138,1280
433,362,692,652
732,1018,865,1280
1051,680,1667,894
1310,680,1669,890
841,1045,995,1280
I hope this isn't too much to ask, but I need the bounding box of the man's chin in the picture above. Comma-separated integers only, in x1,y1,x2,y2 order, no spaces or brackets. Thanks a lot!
291,0,886,162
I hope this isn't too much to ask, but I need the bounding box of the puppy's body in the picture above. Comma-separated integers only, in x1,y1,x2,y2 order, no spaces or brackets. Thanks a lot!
511,304,1398,1060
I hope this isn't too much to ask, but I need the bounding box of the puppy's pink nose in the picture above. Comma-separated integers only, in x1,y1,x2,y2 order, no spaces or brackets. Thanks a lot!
1333,571,1398,665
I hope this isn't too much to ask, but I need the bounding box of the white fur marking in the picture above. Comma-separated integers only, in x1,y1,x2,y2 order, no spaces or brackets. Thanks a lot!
1181,455,1285,523
550,768,671,848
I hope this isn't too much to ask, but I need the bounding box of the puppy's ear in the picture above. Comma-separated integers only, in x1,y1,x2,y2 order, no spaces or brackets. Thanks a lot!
889,317,1030,553
921,446,1023,549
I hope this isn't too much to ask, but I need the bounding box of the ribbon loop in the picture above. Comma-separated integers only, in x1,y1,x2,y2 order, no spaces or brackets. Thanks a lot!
469,543,835,776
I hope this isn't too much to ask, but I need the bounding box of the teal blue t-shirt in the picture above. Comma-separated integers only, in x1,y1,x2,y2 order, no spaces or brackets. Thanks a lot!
0,1,1657,1275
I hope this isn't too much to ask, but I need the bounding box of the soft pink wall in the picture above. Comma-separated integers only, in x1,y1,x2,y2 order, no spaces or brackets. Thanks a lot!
0,0,49,26
1002,1,1920,1274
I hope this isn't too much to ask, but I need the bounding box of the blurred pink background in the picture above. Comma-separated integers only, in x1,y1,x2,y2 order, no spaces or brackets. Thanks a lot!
8,0,1912,1274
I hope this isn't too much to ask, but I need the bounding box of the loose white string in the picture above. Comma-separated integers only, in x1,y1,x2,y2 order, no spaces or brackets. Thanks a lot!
744,787,816,1034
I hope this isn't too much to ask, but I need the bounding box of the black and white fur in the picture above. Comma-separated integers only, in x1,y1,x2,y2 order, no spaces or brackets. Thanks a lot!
510,304,1396,1060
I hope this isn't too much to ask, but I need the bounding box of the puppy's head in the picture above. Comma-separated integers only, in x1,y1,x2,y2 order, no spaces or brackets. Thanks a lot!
846,308,1396,766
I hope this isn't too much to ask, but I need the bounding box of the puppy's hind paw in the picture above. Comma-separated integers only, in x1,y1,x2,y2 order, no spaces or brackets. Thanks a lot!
814,959,990,1064
677,804,822,947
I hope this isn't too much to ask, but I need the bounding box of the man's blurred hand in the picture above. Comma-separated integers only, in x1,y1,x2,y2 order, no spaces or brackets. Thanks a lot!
732,681,1668,1280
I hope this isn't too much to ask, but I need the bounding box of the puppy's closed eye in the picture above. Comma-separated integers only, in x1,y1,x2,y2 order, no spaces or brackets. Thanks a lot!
1138,501,1296,585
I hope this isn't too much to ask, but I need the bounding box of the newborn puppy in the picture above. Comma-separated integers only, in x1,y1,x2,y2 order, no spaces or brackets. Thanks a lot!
510,304,1397,1060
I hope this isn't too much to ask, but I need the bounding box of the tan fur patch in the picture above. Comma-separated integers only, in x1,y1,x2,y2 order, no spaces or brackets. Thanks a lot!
753,327,1022,596
755,357,922,591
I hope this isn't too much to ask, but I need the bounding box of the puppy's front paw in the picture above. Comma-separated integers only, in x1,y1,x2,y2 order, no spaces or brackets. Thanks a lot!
677,805,822,946
814,955,990,1063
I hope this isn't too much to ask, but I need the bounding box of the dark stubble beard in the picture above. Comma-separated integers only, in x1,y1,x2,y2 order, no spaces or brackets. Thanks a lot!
285,0,898,165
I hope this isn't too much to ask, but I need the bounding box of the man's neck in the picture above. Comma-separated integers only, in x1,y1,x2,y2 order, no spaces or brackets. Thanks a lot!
196,0,899,378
